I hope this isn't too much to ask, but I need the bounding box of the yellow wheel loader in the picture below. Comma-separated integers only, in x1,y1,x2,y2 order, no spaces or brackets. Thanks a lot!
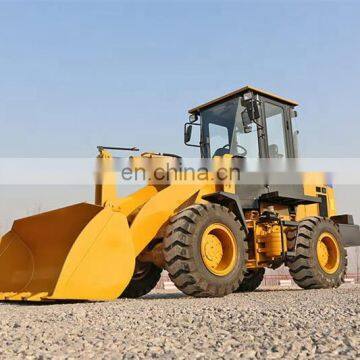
0,85,359,301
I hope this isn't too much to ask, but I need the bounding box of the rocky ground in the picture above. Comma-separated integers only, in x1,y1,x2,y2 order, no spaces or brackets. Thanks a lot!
0,286,359,359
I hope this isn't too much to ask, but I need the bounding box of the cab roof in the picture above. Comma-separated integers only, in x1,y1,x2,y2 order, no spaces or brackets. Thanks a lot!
188,85,298,115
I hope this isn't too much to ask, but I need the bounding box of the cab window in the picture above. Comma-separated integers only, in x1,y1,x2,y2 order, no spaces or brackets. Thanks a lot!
201,97,260,158
265,102,286,158
208,123,231,157
231,105,259,158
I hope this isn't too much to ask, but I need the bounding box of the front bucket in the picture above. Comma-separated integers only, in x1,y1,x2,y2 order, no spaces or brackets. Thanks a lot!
0,203,135,301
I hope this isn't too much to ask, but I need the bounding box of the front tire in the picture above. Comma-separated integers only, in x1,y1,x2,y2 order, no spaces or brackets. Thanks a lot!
121,261,162,298
164,203,247,297
235,268,265,292
288,217,347,289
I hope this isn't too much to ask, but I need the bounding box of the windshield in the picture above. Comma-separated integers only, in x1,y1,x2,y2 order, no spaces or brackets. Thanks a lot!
201,97,259,158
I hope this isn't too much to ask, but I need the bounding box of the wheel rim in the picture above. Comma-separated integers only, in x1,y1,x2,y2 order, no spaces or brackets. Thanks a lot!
200,223,237,276
316,232,340,274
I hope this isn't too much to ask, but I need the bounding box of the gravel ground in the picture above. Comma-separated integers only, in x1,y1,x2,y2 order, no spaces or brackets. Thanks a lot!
0,286,359,359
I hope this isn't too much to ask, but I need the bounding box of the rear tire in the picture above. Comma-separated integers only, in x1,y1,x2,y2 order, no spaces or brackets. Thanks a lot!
288,217,347,289
121,261,162,298
164,203,247,297
235,268,265,292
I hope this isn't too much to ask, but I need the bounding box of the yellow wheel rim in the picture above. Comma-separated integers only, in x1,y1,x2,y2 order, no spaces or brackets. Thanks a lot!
200,223,237,276
316,232,340,274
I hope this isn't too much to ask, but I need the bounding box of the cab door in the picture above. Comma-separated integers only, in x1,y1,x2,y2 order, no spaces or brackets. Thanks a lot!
259,97,303,201
260,98,295,159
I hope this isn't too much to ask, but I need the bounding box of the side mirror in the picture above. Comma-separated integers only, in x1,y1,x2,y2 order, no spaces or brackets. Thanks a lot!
184,122,201,148
241,96,260,122
241,110,253,133
184,124,193,144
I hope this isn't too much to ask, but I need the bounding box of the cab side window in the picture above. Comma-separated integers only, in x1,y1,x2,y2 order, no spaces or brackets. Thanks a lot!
265,102,286,158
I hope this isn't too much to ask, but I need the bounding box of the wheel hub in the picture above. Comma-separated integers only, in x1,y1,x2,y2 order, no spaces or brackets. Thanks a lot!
317,242,329,266
200,223,237,276
203,234,223,268
316,232,340,274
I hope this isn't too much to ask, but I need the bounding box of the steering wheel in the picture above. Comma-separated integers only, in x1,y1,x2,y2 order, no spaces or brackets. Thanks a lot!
221,144,247,157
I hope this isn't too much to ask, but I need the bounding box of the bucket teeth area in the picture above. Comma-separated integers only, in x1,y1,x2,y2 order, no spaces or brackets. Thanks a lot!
0,292,16,300
0,292,49,302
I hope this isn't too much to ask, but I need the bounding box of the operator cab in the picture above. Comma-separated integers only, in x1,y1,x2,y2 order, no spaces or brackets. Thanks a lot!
185,86,299,158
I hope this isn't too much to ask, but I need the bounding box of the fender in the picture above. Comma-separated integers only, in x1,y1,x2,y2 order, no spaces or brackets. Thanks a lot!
131,184,216,255
202,192,249,235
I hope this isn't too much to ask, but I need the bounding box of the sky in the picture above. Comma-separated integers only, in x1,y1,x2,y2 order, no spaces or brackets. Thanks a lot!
0,0,360,158
0,1,359,270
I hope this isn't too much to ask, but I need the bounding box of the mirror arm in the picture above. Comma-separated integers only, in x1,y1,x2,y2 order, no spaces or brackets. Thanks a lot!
186,143,201,148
